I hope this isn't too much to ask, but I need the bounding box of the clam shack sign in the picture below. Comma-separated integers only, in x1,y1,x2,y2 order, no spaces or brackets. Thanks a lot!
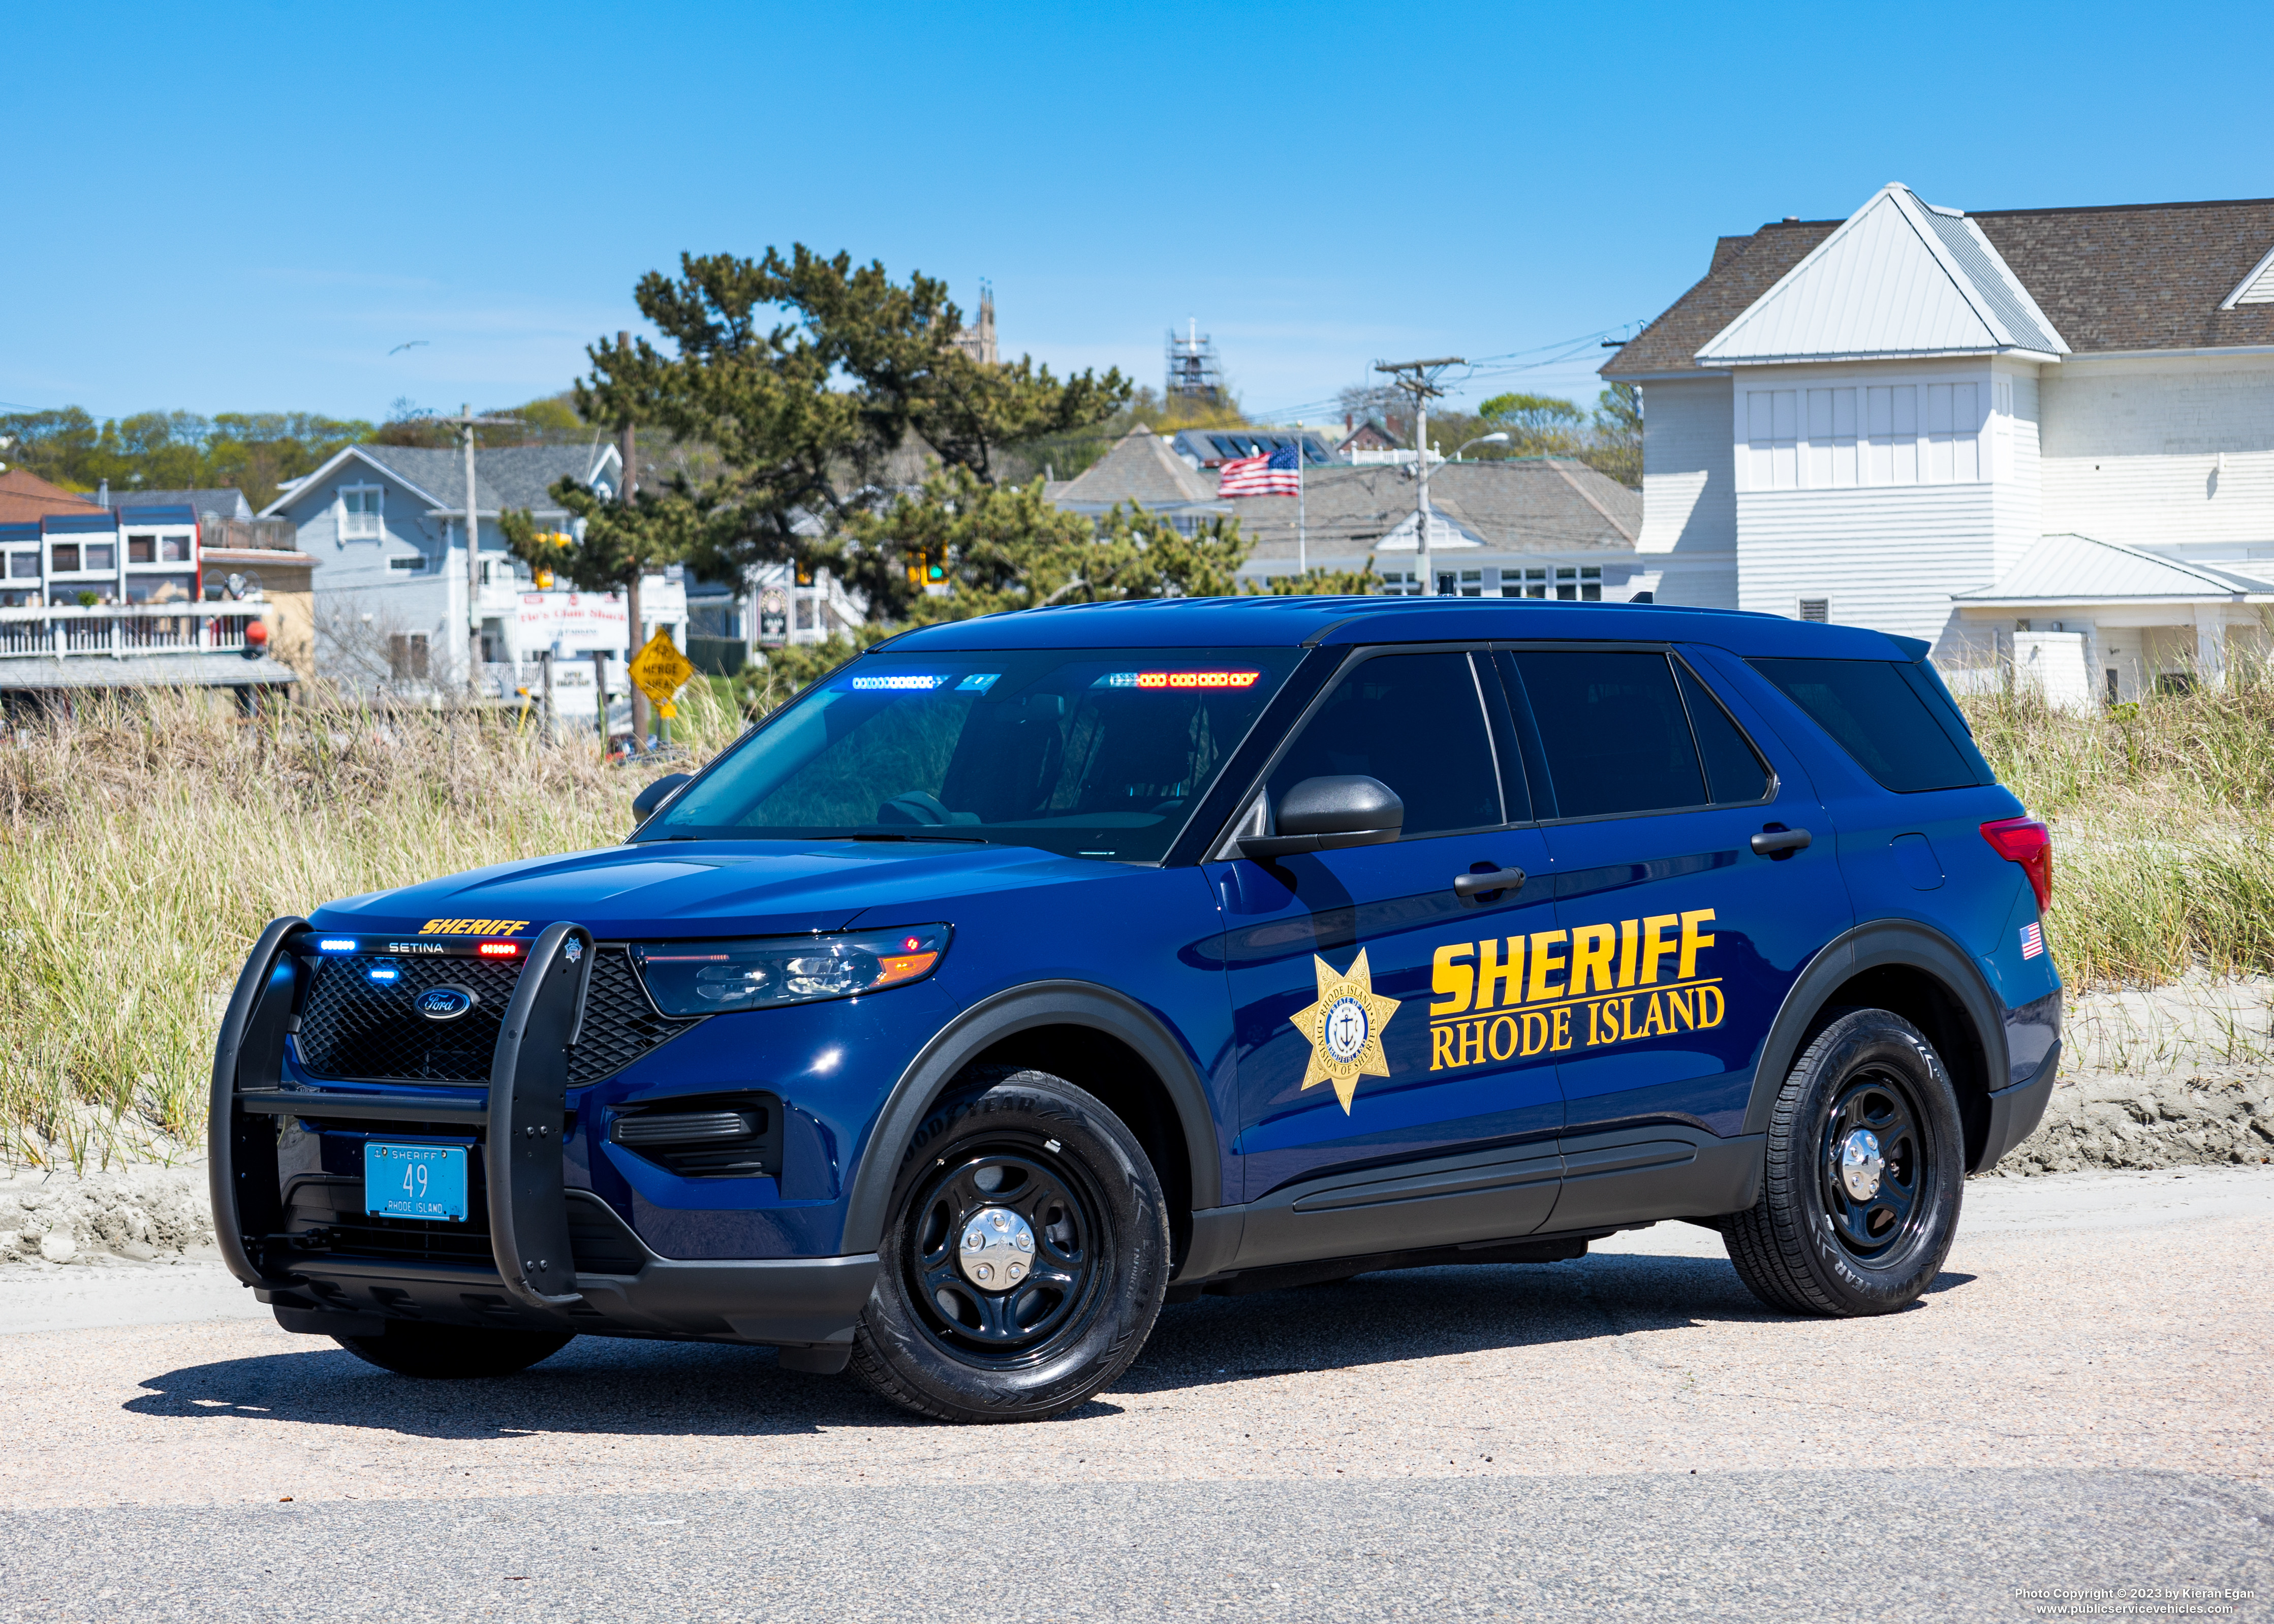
515,591,629,654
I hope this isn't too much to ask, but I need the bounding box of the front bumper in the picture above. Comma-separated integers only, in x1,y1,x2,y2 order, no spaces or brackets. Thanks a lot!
210,917,878,1355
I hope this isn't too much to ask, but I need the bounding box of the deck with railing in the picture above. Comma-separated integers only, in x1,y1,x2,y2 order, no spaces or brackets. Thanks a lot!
0,603,262,660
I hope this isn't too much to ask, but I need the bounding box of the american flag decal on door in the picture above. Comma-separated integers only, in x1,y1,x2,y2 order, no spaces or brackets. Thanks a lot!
2019,921,2044,960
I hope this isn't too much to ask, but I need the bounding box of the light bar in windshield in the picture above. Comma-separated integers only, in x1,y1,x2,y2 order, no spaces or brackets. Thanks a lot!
848,673,950,692
1100,670,1262,690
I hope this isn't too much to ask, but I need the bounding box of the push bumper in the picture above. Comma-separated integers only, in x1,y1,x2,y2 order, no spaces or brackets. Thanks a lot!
208,917,878,1358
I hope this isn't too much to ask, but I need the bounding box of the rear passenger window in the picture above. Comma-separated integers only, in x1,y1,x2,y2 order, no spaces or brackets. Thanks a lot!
1675,662,1771,803
1506,650,1707,818
1268,651,1502,837
1749,658,1983,793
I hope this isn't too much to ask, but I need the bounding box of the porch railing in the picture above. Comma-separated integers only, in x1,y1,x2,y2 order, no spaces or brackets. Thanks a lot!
0,603,261,659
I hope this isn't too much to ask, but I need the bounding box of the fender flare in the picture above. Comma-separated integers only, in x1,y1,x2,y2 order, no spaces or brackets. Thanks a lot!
839,981,1223,1255
1743,918,2009,1139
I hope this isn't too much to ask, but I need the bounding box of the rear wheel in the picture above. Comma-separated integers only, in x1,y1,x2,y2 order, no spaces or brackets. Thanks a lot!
1723,1008,1964,1316
850,1068,1169,1423
334,1322,574,1378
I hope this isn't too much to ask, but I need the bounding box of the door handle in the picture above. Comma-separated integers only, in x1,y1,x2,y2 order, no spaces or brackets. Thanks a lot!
1453,867,1529,898
1750,827,1813,857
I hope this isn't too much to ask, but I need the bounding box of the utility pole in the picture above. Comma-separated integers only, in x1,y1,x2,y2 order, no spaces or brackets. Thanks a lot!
615,330,650,748
439,403,514,694
1374,358,1463,596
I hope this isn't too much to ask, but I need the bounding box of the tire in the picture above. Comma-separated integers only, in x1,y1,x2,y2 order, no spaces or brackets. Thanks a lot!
334,1322,574,1378
1723,1008,1965,1317
849,1067,1170,1423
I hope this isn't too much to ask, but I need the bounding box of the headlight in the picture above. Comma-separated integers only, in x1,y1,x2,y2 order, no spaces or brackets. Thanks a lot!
632,926,950,1015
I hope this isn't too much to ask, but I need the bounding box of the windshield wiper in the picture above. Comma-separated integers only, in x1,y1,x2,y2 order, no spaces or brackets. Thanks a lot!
839,832,993,844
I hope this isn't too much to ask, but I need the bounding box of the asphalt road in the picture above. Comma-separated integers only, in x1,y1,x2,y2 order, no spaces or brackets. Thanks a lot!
1,1167,2268,1622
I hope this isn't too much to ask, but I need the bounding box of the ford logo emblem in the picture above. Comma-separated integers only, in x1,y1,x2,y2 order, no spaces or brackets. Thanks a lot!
415,985,478,1022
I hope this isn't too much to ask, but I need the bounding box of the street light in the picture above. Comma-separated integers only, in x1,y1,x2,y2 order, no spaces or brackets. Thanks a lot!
1454,431,1511,461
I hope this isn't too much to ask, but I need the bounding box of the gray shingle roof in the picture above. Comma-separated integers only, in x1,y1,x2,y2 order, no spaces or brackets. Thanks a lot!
1601,222,1840,378
1226,460,1641,564
352,444,616,512
1607,195,2274,377
1054,426,1221,509
1971,197,2274,353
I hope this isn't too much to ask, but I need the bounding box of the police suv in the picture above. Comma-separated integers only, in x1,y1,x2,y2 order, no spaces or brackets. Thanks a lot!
210,597,2060,1422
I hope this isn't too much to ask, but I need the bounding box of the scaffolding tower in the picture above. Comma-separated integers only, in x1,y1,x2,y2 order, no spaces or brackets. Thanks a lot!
1165,318,1223,404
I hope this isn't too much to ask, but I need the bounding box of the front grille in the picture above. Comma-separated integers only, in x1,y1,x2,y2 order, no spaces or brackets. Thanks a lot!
293,946,700,1087
296,954,524,1083
568,948,701,1087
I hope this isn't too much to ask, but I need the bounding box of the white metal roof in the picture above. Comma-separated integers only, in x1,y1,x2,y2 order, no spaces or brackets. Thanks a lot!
1697,183,2069,365
1953,533,2274,604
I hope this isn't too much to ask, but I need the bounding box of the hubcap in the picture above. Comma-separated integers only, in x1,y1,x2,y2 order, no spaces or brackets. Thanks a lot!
957,1206,1037,1289
1838,1128,1885,1200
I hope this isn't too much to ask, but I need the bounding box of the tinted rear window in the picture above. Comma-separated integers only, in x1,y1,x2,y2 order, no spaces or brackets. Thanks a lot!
1506,650,1708,818
1748,658,1985,793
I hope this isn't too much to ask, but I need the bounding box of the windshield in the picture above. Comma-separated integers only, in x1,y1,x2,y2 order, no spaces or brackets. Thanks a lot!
640,646,1301,861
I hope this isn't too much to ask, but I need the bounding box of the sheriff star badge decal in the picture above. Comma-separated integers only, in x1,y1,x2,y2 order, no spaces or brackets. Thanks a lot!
1289,948,1400,1113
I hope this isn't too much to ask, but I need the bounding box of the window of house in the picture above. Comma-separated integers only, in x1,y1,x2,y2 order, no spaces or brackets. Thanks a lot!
387,632,430,680
1503,567,1548,599
50,544,81,572
1377,570,1424,597
1555,566,1602,602
1457,569,1483,598
389,554,426,572
162,535,192,562
6,552,35,579
1747,389,1799,490
341,487,384,540
1925,383,1980,483
1806,388,1858,487
1751,382,1984,490
128,535,156,564
84,543,114,571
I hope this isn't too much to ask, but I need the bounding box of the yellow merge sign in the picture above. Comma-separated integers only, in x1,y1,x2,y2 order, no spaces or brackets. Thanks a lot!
629,630,695,709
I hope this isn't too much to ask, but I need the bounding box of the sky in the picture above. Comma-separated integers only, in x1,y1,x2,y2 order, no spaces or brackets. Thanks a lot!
8,1,2272,434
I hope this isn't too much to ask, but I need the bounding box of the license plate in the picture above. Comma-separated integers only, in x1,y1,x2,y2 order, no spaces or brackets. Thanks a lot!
364,1142,470,1222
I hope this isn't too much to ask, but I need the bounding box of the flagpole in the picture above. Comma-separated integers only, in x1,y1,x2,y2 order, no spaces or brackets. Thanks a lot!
1295,422,1307,577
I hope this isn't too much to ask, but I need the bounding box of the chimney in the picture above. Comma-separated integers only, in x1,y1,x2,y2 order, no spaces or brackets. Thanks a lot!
98,479,110,507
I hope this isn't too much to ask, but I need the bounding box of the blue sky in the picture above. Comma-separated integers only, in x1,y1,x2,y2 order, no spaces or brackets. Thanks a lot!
8,2,2269,431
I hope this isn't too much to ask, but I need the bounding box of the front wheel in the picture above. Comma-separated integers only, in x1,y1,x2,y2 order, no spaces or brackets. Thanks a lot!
334,1322,574,1378
1723,1008,1965,1316
849,1068,1169,1423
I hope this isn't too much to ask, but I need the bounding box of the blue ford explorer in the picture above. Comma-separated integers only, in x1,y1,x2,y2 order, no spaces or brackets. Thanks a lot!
210,596,2061,1422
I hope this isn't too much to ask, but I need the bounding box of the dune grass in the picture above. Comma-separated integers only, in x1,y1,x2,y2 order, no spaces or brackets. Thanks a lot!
1965,686,2274,989
6,674,2274,1164
0,685,741,1168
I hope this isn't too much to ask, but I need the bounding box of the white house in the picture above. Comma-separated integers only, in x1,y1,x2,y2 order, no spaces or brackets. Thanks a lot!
1602,184,2274,700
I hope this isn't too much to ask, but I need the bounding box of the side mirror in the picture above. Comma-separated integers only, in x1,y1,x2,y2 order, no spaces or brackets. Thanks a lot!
1238,775,1404,860
632,772,693,822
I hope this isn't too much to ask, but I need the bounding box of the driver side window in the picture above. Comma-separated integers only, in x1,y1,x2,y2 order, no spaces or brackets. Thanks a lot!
1266,651,1502,838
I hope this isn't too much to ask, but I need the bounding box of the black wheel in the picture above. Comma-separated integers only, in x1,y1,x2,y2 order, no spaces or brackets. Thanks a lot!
334,1322,574,1378
1723,1008,1964,1316
849,1068,1169,1423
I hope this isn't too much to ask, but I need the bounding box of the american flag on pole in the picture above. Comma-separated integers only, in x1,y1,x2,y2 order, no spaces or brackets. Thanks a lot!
1218,443,1303,497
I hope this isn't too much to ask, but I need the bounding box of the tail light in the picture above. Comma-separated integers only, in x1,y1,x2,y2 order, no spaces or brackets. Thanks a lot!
1980,817,2052,911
